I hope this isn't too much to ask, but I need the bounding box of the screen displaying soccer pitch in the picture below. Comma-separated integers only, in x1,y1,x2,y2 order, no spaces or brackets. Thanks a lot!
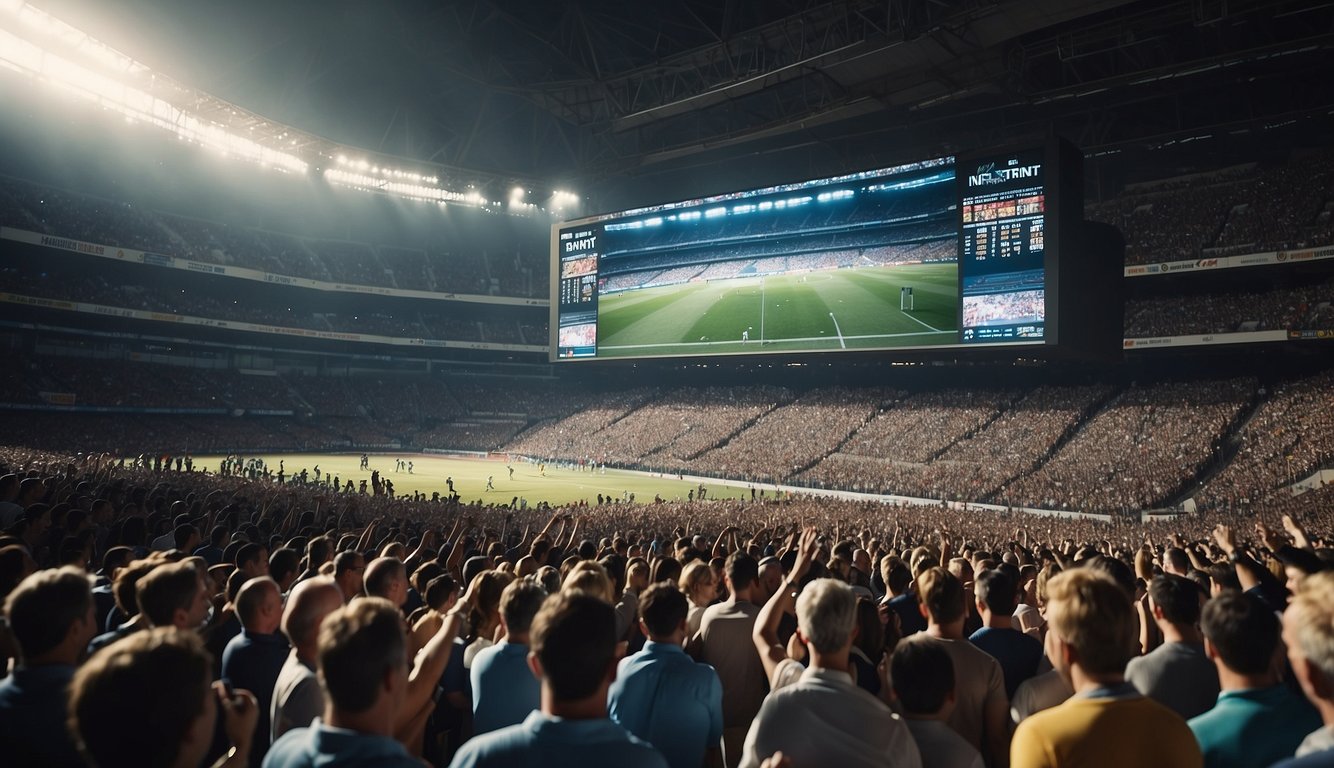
552,148,1057,361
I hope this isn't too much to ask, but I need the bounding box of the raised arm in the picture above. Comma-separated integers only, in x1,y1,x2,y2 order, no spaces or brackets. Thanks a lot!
402,577,477,721
753,527,817,686
712,526,738,559
1214,524,1261,593
1283,515,1314,552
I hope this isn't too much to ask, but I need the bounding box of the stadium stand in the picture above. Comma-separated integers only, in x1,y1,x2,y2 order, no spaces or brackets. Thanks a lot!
0,175,549,299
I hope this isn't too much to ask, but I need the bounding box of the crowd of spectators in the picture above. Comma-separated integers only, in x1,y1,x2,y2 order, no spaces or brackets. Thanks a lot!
505,389,662,462
0,175,547,298
684,388,892,483
7,440,1334,766
1086,149,1334,265
963,291,1045,328
578,387,793,469
5,356,1333,514
411,421,528,453
1125,279,1334,338
1000,380,1255,514
1196,372,1334,512
0,264,535,346
801,386,1112,501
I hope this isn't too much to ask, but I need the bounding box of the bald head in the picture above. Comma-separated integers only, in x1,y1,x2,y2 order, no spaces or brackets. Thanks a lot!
235,576,283,635
282,576,343,659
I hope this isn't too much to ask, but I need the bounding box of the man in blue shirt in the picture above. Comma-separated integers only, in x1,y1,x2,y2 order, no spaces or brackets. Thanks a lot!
1189,592,1319,768
0,566,98,768
222,576,291,766
264,598,421,768
969,569,1043,698
471,581,547,734
449,592,668,768
610,582,724,768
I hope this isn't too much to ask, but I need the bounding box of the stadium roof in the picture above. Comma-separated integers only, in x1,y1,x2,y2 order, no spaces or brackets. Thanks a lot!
31,0,1334,193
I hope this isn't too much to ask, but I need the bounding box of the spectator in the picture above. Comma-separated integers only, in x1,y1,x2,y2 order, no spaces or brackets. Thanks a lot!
363,557,408,610
970,569,1044,699
333,551,365,602
447,592,668,767
271,576,343,741
915,566,1009,767
263,598,422,767
696,552,767,768
1124,575,1219,719
1009,630,1073,725
268,549,300,594
221,577,290,766
1274,572,1334,766
882,554,927,637
609,582,724,768
87,556,160,653
470,580,546,735
739,578,921,768
70,627,258,768
1189,592,1320,768
236,544,268,580
679,561,718,638
893,634,985,768
139,559,212,631
1010,569,1202,767
0,566,97,767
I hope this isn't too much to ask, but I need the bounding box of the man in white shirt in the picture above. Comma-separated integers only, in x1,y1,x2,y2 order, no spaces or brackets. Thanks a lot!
739,578,921,768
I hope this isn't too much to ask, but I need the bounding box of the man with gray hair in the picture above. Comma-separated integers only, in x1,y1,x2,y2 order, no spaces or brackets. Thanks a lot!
1274,571,1334,767
740,575,921,768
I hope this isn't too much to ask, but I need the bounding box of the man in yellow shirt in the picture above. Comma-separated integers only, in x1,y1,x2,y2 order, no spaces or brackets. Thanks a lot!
1011,568,1202,768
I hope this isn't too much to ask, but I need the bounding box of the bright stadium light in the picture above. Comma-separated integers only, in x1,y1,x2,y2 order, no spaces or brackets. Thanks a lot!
0,15,307,175
0,2,553,211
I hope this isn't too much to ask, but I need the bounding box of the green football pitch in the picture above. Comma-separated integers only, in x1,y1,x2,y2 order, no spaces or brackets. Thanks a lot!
192,453,753,506
596,263,957,357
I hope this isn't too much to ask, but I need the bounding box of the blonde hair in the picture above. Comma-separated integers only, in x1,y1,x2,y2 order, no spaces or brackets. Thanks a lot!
917,566,965,623
1045,568,1135,675
679,561,715,604
1289,571,1334,681
564,560,613,603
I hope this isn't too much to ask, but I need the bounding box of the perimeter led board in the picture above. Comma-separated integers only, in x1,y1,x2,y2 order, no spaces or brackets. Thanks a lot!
552,143,1078,362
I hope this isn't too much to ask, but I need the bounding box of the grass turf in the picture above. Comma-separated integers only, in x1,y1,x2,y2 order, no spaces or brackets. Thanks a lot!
192,453,753,506
596,263,957,357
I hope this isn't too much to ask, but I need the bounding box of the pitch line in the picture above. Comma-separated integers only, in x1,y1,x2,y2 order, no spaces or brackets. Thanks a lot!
899,310,943,333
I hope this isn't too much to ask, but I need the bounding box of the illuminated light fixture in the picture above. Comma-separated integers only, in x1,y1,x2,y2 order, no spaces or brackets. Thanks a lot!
0,3,558,212
0,19,306,174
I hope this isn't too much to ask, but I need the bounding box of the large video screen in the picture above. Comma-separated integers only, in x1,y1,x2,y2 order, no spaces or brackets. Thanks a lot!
552,148,1056,361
